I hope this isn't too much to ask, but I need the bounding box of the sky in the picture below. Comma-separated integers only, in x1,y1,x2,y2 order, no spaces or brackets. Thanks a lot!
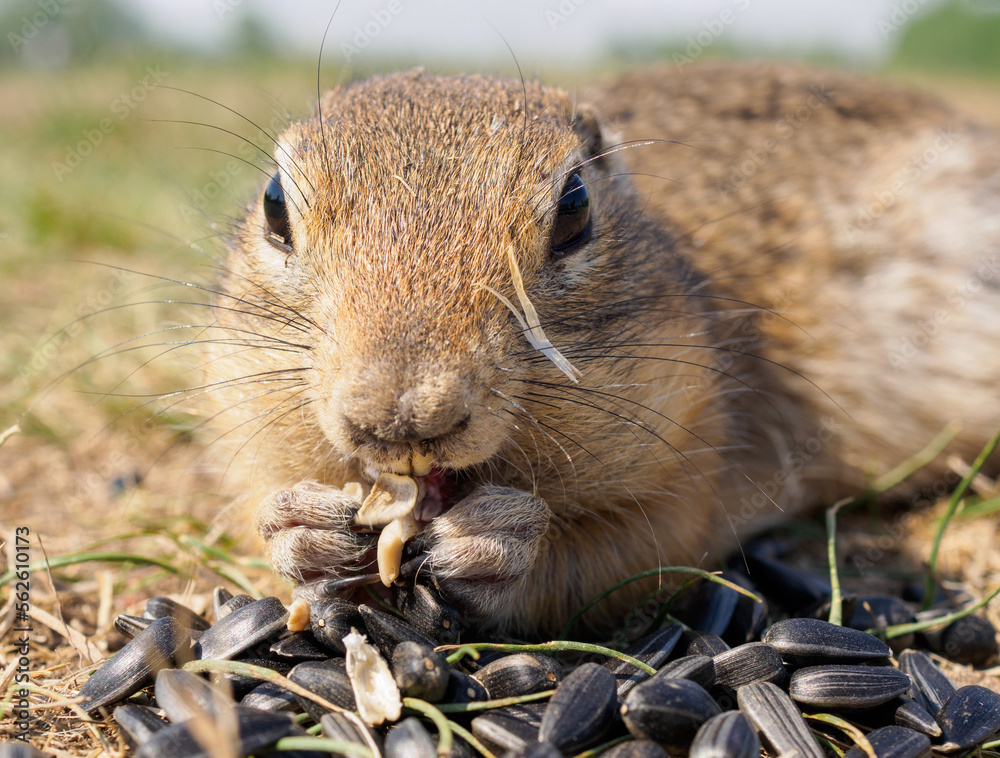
121,0,952,67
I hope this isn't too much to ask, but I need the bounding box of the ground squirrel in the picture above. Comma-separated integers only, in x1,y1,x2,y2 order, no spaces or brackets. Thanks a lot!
204,62,1000,637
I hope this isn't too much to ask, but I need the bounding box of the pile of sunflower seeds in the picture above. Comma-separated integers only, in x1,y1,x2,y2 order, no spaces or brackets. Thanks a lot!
30,545,1000,758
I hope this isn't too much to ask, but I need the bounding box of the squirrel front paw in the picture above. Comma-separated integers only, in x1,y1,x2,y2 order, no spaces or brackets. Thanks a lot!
254,481,374,586
415,485,550,625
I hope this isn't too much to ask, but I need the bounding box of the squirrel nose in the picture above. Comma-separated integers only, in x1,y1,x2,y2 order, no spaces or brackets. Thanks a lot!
342,376,473,450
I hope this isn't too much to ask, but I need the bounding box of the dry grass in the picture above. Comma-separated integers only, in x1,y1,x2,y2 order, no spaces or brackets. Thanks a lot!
2,60,1000,754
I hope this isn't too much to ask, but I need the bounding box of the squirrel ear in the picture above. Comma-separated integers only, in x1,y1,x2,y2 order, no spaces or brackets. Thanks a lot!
571,103,605,160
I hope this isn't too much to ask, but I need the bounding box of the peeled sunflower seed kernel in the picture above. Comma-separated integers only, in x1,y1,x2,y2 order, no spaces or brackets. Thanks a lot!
764,617,891,664
737,681,825,758
77,616,192,714
538,662,618,752
936,684,1000,753
473,654,562,699
788,664,910,709
689,711,760,758
621,677,721,751
195,596,289,661
843,725,931,758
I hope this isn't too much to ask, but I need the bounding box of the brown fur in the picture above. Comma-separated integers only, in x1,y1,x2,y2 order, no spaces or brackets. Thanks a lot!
205,62,1000,637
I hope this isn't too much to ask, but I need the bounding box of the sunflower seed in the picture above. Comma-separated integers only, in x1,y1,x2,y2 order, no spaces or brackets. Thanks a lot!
396,583,464,645
898,649,956,714
154,668,233,724
604,625,682,698
599,739,669,758
195,597,288,661
473,654,561,699
689,711,760,758
0,745,54,758
320,712,381,748
936,615,999,666
712,642,785,689
653,655,716,689
144,596,211,632
764,617,891,664
443,669,490,703
133,705,301,758
621,677,721,751
241,681,298,712
288,658,357,721
936,684,1000,753
681,631,731,658
737,681,824,758
842,725,931,758
269,632,330,660
310,597,364,654
744,546,831,613
77,616,193,714
385,716,436,758
114,613,154,639
471,704,545,754
788,664,910,708
358,604,437,657
539,662,618,752
215,593,255,621
112,704,168,745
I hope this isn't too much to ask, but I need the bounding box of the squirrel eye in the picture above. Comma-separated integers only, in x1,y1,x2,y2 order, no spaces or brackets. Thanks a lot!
550,173,591,255
263,171,292,245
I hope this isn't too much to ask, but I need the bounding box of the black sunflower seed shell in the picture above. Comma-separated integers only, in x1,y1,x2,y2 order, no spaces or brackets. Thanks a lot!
144,596,211,632
112,704,168,746
744,549,831,613
897,649,956,714
712,642,786,689
114,613,154,639
508,743,563,758
936,684,1000,753
77,616,193,714
680,631,731,658
689,711,760,758
241,681,298,712
288,658,356,722
269,632,330,660
443,669,490,703
539,662,618,752
392,641,451,702
788,664,910,709
842,725,931,758
195,596,288,661
133,705,302,758
154,668,233,724
470,704,545,754
737,681,825,758
215,593,255,621
604,625,683,698
385,716,436,758
309,597,364,654
764,617,891,664
396,583,464,645
320,712,382,749
212,586,234,614
652,655,716,689
599,739,669,758
893,696,942,737
357,604,437,657
621,677,721,751
473,653,561,699
937,615,999,666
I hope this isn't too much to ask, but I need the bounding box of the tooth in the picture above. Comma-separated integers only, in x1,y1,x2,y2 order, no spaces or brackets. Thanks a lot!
411,452,434,476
